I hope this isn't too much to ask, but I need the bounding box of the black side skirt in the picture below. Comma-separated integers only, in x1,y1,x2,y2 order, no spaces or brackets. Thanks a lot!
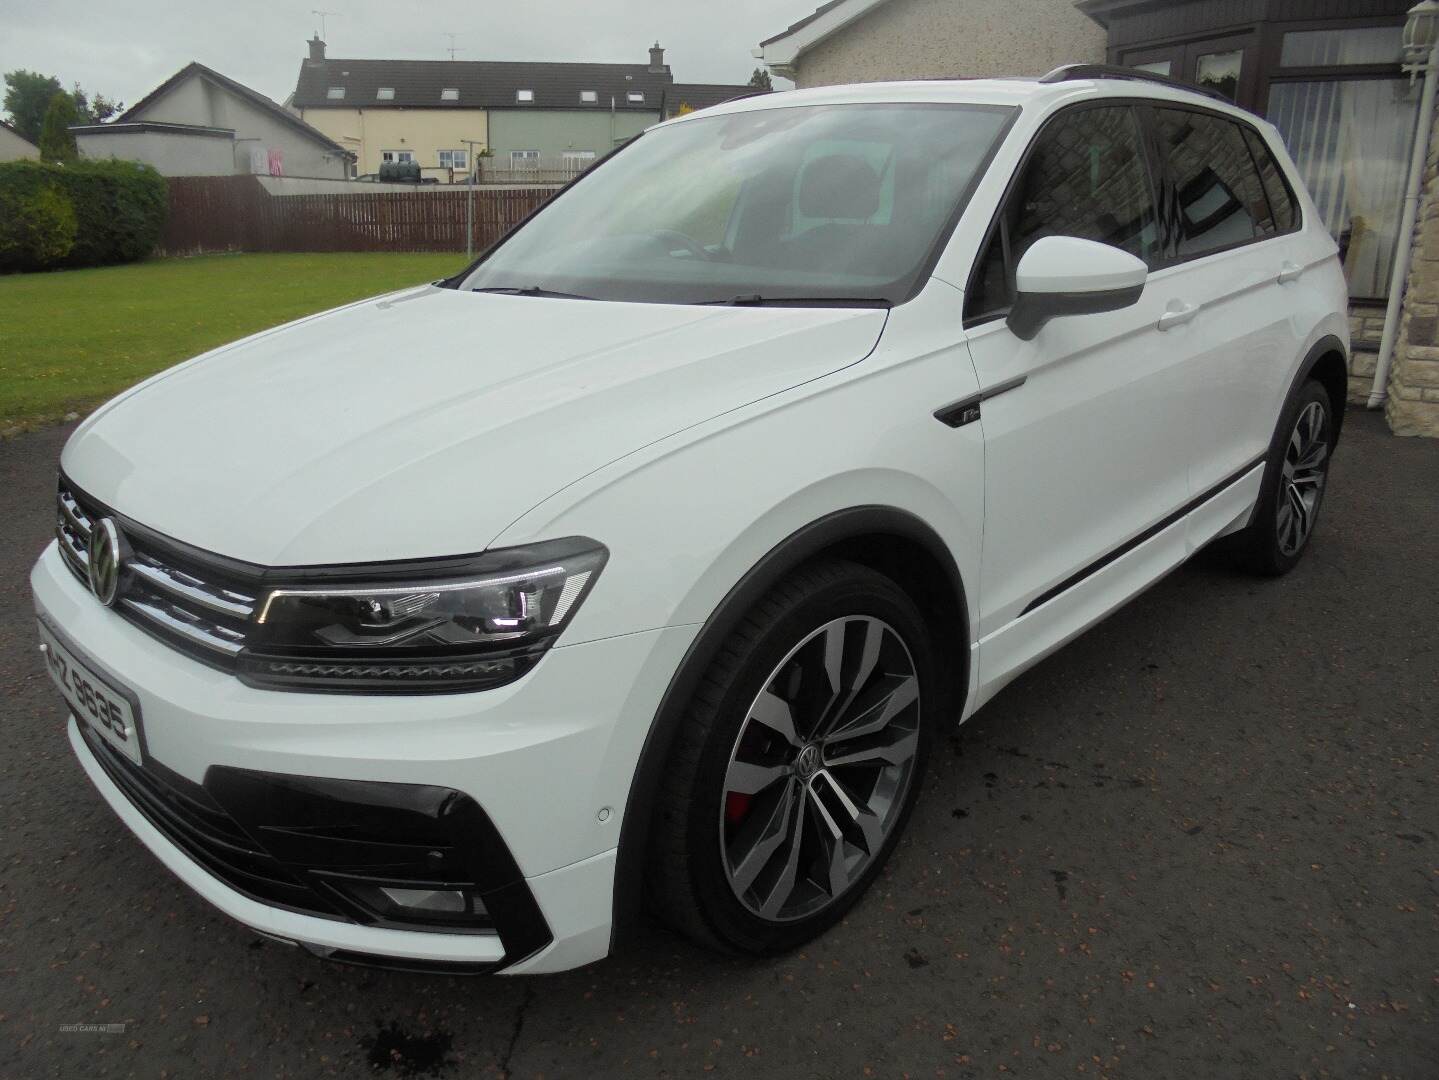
1017,452,1267,619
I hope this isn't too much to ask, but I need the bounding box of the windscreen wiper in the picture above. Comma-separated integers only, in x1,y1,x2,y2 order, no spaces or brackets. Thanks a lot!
471,286,597,300
704,294,892,308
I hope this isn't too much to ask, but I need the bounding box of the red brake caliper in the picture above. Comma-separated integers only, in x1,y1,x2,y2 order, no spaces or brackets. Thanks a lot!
725,791,752,824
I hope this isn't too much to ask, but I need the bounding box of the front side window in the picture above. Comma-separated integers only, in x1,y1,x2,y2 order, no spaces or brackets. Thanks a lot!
1153,107,1272,259
464,103,1014,306
511,150,540,169
381,150,414,164
967,105,1157,321
438,149,467,169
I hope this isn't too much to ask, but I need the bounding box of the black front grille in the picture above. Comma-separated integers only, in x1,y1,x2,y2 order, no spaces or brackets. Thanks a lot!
57,479,260,671
78,722,340,917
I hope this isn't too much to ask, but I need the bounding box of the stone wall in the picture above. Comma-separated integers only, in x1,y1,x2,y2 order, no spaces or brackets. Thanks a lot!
1348,301,1386,403
791,0,1105,88
1385,105,1439,437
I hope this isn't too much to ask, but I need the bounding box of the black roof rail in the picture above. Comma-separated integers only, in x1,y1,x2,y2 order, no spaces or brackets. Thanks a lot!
1037,63,1229,103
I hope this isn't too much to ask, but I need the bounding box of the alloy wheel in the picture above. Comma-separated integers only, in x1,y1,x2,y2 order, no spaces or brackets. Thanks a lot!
718,616,921,922
1276,399,1329,557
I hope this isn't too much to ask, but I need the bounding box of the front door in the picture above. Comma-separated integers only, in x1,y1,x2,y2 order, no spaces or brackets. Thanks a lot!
959,103,1195,703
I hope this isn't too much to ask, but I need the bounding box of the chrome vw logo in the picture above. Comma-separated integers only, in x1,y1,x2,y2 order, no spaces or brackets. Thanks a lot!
87,517,124,607
795,744,821,780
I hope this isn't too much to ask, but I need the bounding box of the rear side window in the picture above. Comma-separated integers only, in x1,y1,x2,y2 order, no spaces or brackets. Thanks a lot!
1240,125,1297,234
1152,108,1273,258
967,105,1158,321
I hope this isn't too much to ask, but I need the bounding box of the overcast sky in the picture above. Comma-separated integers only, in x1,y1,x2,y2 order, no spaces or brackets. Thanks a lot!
1,0,797,114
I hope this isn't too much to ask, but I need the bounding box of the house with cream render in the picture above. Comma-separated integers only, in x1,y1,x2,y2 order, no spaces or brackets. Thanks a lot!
290,37,757,181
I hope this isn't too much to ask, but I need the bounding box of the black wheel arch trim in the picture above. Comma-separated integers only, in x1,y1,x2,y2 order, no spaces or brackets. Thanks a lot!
1287,334,1349,447
609,505,970,948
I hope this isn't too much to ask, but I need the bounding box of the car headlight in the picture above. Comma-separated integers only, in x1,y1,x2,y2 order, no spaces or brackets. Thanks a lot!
237,538,607,693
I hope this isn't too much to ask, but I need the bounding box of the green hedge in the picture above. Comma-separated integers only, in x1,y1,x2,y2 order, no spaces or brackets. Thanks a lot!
0,159,167,273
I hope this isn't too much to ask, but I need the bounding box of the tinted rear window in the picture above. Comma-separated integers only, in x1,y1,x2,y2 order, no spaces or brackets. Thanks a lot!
1153,108,1273,259
1241,125,1297,234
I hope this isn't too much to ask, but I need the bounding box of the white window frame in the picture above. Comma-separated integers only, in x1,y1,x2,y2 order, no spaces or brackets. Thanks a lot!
381,150,415,164
440,88,459,102
326,86,345,100
438,149,468,170
561,150,597,163
516,89,535,103
376,87,395,101
579,90,598,104
626,91,645,104
510,150,540,169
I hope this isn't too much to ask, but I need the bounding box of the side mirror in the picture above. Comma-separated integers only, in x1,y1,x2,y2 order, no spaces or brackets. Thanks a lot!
1006,236,1147,341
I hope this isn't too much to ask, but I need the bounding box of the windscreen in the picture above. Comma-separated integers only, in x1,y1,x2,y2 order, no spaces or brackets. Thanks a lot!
461,102,1015,306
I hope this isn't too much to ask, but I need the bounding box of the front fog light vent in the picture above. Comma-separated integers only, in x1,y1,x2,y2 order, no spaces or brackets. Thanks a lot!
380,887,475,914
341,882,489,925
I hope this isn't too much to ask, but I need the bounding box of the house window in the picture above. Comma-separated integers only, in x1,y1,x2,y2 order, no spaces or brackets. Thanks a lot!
561,150,596,173
326,86,345,100
438,149,468,170
1268,78,1417,299
381,150,415,164
579,90,598,104
1280,26,1403,67
516,89,535,103
626,91,645,104
1194,49,1243,101
440,88,459,101
511,150,540,170
376,87,395,101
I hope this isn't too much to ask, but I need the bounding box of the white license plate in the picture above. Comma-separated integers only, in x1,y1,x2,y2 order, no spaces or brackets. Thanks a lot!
39,621,143,765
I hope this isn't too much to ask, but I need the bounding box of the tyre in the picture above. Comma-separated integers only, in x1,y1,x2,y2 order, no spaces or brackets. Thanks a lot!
1233,378,1335,576
647,559,935,954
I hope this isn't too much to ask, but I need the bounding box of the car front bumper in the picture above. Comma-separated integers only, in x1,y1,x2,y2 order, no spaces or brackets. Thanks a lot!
32,541,695,974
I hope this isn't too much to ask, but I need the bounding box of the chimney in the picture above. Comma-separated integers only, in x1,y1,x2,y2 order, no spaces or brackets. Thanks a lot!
308,34,326,63
648,41,666,73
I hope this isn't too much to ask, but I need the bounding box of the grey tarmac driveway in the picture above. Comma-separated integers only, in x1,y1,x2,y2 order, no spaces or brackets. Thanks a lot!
1,411,1435,1080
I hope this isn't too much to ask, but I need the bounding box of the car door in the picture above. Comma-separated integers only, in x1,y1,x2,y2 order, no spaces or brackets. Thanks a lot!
1141,105,1307,530
959,102,1196,700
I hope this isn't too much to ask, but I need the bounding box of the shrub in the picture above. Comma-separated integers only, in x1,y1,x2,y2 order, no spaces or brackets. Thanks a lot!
59,159,168,266
0,157,166,271
0,162,77,271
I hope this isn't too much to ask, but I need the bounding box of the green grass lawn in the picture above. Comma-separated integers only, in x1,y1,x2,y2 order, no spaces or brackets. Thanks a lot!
0,252,466,431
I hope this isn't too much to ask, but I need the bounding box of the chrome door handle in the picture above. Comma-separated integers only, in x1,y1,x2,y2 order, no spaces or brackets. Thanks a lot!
1277,262,1303,284
1157,302,1200,331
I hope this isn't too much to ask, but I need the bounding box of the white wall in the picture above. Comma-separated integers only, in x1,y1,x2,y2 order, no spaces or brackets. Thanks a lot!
76,129,235,176
0,124,37,162
132,73,349,179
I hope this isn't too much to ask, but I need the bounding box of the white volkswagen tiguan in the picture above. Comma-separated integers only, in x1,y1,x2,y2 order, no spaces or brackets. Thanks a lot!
34,68,1349,974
